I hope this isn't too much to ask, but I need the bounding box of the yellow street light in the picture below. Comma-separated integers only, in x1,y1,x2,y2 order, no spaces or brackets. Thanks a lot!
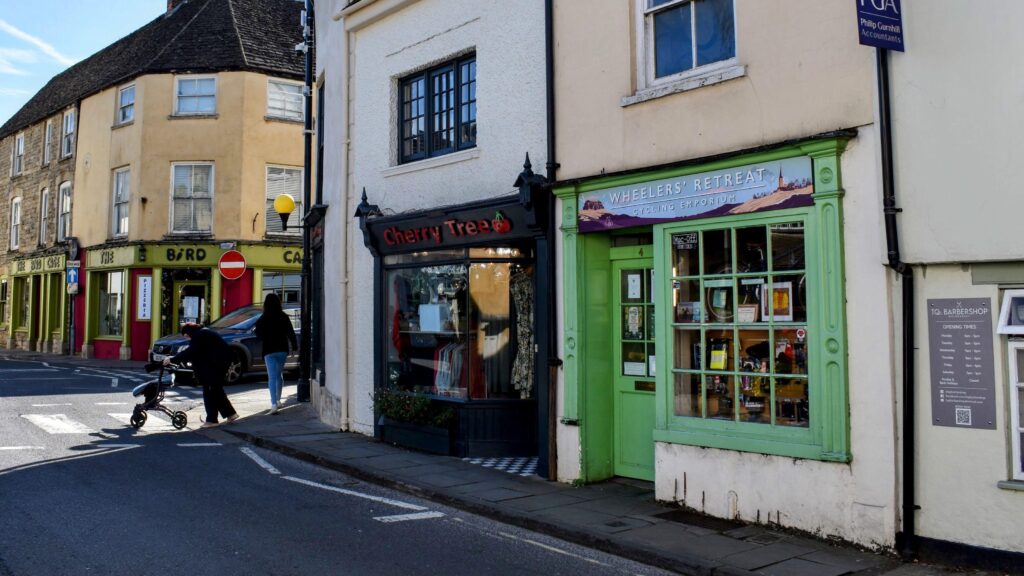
273,193,297,230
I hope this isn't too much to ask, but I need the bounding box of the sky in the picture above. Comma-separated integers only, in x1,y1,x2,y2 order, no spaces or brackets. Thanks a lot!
0,0,167,126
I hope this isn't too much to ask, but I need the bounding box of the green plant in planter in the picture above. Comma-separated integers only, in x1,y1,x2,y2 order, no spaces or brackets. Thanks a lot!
373,389,455,429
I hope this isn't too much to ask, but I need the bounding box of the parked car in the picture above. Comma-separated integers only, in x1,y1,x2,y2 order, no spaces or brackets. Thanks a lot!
149,304,301,384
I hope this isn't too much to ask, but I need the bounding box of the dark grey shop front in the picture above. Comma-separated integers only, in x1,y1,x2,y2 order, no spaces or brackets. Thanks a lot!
358,194,550,461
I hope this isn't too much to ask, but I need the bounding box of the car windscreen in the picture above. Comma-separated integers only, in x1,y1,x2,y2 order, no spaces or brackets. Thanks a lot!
209,307,263,330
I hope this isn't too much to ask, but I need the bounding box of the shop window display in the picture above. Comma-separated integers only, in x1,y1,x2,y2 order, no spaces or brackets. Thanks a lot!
670,222,809,427
385,248,534,401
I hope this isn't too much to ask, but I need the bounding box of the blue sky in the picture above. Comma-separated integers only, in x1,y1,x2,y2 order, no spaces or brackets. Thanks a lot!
0,0,167,125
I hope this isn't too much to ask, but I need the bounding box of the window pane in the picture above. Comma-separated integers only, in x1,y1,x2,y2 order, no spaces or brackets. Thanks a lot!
431,68,455,152
771,223,805,271
672,232,700,276
654,4,693,78
197,96,216,113
459,60,477,146
673,327,700,370
707,375,734,421
173,166,192,197
193,166,212,197
194,198,213,231
695,0,735,66
736,226,768,272
737,277,765,323
673,279,701,323
674,372,702,417
705,278,733,323
775,377,809,427
773,328,808,375
768,275,806,323
173,199,193,230
739,365,770,424
703,228,731,274
706,328,733,371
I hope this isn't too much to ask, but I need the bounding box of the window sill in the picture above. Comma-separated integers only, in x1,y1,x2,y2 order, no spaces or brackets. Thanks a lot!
168,114,219,120
621,64,746,107
59,155,74,163
163,232,213,240
265,232,302,240
382,148,480,178
653,424,847,462
997,480,1024,492
112,120,134,130
264,115,303,125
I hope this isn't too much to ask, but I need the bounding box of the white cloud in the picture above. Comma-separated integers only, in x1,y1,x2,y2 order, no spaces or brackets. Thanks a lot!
0,88,31,96
0,19,77,66
0,47,36,75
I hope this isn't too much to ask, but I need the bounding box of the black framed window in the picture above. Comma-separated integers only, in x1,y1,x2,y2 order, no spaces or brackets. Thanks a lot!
399,54,476,163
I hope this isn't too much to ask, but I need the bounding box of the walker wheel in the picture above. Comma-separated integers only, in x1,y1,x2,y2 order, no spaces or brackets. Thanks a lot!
130,410,147,429
171,411,188,430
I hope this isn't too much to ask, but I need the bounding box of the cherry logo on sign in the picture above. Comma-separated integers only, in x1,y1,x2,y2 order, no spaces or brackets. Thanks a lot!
492,211,511,234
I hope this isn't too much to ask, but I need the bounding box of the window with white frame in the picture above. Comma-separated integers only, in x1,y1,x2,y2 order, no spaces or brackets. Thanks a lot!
267,79,303,121
38,188,48,245
175,76,216,115
171,163,213,234
43,120,52,165
637,0,736,90
12,133,25,175
118,84,135,124
1010,342,1024,481
9,198,21,249
57,182,72,242
61,110,75,157
112,168,130,236
265,166,302,235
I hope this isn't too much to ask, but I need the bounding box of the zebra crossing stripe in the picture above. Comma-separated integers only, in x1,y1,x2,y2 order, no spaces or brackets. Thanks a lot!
21,414,92,434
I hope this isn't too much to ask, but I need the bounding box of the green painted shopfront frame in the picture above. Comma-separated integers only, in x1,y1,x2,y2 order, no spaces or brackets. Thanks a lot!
555,136,852,482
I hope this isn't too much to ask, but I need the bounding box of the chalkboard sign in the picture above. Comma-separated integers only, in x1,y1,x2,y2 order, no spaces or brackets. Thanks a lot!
927,298,996,430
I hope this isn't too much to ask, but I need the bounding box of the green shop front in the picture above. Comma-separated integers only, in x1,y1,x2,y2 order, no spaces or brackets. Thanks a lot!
3,252,68,353
80,242,301,361
556,137,851,483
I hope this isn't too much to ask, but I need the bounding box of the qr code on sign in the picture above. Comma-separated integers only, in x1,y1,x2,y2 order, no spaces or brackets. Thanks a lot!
955,407,972,426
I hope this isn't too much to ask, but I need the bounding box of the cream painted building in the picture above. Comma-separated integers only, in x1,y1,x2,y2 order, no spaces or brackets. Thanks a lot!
1,0,308,370
880,1,1024,561
552,0,896,551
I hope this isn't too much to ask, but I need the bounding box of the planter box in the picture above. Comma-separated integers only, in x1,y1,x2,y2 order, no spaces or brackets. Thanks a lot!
378,417,453,455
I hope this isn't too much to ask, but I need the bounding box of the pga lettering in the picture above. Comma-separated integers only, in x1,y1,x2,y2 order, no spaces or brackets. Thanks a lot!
166,247,207,262
860,0,899,12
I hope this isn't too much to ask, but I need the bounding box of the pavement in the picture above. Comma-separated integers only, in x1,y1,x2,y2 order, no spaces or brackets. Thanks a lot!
1,348,1010,576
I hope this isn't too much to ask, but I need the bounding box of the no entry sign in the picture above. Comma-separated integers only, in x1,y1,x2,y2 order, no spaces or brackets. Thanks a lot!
218,250,247,280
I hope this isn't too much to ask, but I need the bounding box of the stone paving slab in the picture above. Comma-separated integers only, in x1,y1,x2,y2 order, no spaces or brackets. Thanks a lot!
757,557,854,576
502,492,589,512
722,542,819,571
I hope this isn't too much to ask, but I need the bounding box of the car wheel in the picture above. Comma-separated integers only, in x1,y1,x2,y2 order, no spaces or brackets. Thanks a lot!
225,351,245,384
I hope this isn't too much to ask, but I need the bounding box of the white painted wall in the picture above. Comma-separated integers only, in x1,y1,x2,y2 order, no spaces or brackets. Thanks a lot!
912,267,1023,552
653,130,898,548
318,0,547,434
315,0,351,429
890,1,1024,263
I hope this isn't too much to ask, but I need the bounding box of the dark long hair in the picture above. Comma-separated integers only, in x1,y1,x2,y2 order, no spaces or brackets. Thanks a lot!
263,292,283,315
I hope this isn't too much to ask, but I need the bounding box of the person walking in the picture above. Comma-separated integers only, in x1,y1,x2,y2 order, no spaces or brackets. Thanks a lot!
254,293,298,414
164,322,238,428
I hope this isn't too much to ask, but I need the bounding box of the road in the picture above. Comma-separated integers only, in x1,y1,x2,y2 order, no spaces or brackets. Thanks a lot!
0,355,674,576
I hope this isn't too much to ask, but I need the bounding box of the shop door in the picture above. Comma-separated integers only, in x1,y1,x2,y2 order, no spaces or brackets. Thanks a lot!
612,257,656,480
173,281,208,329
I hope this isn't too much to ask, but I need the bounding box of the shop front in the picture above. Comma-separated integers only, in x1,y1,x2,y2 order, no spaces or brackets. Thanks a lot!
4,252,67,352
360,195,548,458
81,241,301,361
556,137,852,484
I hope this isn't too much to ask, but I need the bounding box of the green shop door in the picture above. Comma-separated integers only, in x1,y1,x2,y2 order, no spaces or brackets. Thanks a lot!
612,257,656,480
173,281,209,329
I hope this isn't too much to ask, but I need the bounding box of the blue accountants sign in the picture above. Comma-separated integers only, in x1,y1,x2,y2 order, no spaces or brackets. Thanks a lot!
856,0,904,51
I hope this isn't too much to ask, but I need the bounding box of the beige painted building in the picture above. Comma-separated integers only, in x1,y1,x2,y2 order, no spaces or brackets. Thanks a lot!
553,0,896,550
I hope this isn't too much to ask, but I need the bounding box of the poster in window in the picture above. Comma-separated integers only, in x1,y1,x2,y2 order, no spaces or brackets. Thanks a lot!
762,281,793,322
623,306,644,340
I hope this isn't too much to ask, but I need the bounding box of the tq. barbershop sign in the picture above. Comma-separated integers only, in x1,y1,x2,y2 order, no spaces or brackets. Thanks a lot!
577,156,814,233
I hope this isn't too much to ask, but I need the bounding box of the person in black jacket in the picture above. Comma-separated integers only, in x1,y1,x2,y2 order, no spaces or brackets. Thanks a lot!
253,293,298,414
164,322,238,428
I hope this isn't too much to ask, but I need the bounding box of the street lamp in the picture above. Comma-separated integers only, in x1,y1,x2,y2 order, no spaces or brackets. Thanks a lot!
273,191,311,402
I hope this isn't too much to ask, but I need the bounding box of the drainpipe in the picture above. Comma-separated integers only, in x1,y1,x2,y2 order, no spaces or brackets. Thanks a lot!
543,0,561,480
876,47,916,561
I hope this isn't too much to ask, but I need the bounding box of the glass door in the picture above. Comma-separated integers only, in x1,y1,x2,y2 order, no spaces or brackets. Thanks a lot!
173,281,208,329
612,257,656,480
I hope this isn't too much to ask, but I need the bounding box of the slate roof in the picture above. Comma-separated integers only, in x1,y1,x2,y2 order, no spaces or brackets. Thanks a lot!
0,0,305,139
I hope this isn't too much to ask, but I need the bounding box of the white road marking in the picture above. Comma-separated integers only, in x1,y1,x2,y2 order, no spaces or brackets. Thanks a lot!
21,414,92,434
240,447,280,475
178,442,222,447
282,475,427,511
95,402,128,406
31,403,72,407
0,446,46,451
374,511,446,523
109,412,176,432
498,532,607,566
0,368,59,372
83,444,142,449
